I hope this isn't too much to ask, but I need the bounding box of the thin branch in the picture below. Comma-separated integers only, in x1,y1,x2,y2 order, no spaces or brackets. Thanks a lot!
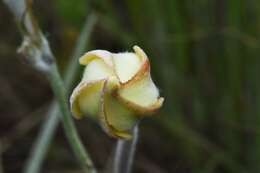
113,126,139,173
3,0,97,172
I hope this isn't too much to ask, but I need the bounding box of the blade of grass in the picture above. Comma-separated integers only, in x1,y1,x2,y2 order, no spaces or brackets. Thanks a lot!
243,1,260,171
164,0,189,74
23,103,59,173
223,0,243,160
63,14,98,88
185,0,211,132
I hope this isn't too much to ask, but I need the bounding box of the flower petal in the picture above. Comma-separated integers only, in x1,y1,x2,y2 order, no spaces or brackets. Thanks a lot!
79,50,113,67
112,52,142,83
111,46,147,83
98,79,138,139
82,59,114,82
117,72,164,114
133,45,148,61
70,80,106,119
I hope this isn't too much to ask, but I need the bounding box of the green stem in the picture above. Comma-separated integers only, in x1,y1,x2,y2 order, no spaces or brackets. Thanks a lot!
113,126,139,173
23,14,98,173
63,14,97,88
48,64,96,173
23,103,59,173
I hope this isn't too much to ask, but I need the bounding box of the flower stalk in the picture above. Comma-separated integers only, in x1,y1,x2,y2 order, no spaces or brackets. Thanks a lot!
48,64,96,173
113,126,139,173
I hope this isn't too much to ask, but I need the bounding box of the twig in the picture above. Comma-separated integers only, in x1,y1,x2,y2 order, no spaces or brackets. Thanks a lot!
23,14,97,173
113,126,139,173
3,0,97,172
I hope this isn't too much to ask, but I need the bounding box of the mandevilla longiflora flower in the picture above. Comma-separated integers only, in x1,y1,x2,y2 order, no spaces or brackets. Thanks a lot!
70,46,164,139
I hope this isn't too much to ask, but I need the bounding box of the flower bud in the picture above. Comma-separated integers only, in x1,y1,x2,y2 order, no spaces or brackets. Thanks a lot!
70,46,164,139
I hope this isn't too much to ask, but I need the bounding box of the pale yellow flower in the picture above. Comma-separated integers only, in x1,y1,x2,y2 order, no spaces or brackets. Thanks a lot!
70,46,164,139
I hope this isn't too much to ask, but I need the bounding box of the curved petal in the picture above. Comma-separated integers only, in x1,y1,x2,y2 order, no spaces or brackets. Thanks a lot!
98,79,138,139
112,46,148,84
112,52,142,83
121,57,150,86
117,72,164,114
82,59,114,82
79,50,114,67
133,45,148,61
70,80,106,119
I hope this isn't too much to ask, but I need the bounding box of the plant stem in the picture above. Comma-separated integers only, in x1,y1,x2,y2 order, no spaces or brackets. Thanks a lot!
23,103,59,173
113,126,139,173
48,64,96,173
22,14,97,173
63,14,97,88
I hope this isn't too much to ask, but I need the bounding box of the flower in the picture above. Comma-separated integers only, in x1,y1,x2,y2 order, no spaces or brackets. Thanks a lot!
70,46,164,139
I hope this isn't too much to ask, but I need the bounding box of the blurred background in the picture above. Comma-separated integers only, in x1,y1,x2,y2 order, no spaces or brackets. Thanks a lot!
0,0,260,173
